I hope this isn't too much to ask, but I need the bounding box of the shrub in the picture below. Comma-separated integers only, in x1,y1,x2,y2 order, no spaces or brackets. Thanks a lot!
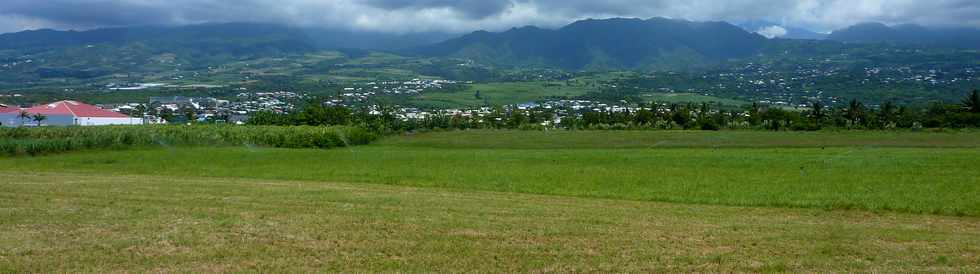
0,125,378,156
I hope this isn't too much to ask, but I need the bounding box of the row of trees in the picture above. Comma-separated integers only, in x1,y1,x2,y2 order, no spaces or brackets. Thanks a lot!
13,111,47,126
248,90,980,132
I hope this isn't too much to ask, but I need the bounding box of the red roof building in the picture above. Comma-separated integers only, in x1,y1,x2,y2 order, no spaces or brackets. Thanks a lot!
0,104,18,114
2,100,141,127
22,100,129,118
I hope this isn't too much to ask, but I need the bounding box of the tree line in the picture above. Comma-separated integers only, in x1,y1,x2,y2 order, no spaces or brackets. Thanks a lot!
247,90,980,132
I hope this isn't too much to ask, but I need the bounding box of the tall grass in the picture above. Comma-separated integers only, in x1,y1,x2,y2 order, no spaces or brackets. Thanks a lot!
0,125,377,156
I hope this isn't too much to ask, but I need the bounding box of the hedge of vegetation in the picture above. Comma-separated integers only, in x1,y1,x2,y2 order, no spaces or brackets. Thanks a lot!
0,125,377,156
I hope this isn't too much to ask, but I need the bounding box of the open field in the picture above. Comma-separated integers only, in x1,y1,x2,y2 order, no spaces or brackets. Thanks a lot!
640,92,749,105
2,130,978,216
413,82,592,108
1,130,978,271
1,172,978,272
380,130,980,149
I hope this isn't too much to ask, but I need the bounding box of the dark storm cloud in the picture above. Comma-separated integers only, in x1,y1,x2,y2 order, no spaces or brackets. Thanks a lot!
362,0,514,18
0,0,176,27
1,0,979,34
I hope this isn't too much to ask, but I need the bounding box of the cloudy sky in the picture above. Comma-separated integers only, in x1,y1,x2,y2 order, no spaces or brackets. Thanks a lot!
1,0,978,34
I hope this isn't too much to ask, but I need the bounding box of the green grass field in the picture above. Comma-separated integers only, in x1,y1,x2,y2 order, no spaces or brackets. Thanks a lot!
413,82,592,108
641,92,749,105
1,130,979,272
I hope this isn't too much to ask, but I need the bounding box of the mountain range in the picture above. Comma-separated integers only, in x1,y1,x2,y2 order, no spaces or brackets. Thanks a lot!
415,18,767,70
827,22,980,49
0,23,452,53
1,18,979,72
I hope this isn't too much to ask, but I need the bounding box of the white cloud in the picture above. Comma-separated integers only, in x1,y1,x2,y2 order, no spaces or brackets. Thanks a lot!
756,25,788,38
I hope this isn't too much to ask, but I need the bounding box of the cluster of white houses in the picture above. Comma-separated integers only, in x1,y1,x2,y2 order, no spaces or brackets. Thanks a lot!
0,100,142,127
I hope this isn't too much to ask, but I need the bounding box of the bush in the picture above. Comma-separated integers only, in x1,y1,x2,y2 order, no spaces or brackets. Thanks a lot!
0,125,378,156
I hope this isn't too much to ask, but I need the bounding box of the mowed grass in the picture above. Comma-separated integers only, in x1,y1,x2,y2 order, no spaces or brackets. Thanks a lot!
2,130,978,216
413,81,592,108
379,130,980,149
1,172,978,272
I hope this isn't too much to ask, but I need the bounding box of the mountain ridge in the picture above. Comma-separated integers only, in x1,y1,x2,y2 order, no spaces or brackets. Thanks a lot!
414,17,768,70
0,23,455,53
828,22,980,49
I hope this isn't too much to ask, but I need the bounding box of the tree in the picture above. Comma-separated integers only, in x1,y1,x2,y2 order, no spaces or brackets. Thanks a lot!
845,99,866,128
183,107,197,123
634,109,655,125
582,111,605,127
880,101,898,128
17,111,30,126
698,102,710,120
810,101,825,120
671,106,692,129
747,103,762,126
31,114,47,126
963,89,980,113
159,108,176,123
924,102,948,128
507,110,528,128
133,104,147,117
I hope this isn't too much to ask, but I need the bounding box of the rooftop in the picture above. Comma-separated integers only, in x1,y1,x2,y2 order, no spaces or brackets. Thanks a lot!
0,104,20,113
22,100,130,118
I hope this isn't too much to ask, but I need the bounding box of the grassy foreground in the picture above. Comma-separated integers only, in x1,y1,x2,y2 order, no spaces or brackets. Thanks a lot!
1,172,978,272
1,130,979,272
3,130,978,216
380,130,980,149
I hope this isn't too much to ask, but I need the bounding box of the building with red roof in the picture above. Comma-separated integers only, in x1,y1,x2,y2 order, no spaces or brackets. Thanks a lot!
1,100,142,127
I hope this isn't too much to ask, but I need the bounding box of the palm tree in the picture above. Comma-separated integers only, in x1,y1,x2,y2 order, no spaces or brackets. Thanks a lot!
17,111,30,126
963,89,980,113
134,104,147,117
810,101,826,121
31,114,47,127
880,101,898,129
845,99,866,127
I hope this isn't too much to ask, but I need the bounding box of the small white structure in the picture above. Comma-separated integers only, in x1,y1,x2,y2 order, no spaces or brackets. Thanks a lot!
0,100,143,127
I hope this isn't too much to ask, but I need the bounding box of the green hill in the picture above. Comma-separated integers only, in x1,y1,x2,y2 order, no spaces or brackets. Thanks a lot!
415,17,767,70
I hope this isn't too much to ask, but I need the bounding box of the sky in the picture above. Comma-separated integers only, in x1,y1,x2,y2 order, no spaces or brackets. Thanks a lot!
1,0,979,35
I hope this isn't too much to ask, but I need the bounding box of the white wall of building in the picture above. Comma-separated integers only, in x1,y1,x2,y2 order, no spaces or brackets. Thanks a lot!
0,114,75,127
0,114,143,127
74,117,144,126
0,113,20,127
